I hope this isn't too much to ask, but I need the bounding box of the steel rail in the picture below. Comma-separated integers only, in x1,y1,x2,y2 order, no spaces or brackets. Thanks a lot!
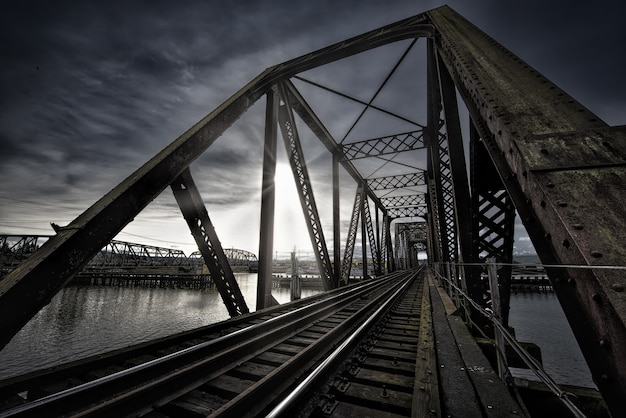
0,274,403,417
211,269,421,418
265,267,422,417
0,285,353,397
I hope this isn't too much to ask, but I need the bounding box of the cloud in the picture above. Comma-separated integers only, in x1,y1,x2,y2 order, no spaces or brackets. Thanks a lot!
1,0,624,257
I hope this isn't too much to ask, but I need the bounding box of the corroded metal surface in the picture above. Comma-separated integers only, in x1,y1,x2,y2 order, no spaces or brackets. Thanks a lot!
429,6,626,414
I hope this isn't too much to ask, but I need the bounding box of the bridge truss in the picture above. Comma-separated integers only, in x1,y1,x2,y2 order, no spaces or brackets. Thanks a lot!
0,6,624,413
0,235,255,276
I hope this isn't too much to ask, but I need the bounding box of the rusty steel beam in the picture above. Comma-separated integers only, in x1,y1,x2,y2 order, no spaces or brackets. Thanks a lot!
429,6,626,413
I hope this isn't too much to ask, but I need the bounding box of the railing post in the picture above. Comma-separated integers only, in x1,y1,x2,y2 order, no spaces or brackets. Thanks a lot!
487,257,507,380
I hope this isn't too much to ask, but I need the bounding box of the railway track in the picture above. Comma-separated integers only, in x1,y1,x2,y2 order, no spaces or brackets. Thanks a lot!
0,267,428,417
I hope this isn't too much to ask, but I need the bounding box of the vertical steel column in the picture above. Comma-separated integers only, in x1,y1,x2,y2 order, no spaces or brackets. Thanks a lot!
375,207,382,272
385,215,396,273
435,47,475,293
360,186,368,279
257,89,279,310
362,195,381,276
381,213,388,274
171,168,249,316
341,187,362,284
426,38,454,264
332,153,341,284
435,50,472,262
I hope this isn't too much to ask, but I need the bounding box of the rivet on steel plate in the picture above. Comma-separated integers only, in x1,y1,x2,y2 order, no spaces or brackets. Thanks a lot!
540,200,546,208
573,224,584,230
592,293,602,302
558,201,568,207
546,182,555,188
599,339,609,349
611,283,624,292
562,239,570,248
540,148,549,155
381,385,389,398
591,251,603,258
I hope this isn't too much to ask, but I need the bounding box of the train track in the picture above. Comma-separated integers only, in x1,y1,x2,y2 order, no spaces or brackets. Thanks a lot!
0,267,428,417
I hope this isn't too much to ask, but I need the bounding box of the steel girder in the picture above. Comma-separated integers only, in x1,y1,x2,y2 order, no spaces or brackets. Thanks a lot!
429,6,626,413
332,154,342,282
367,172,426,190
362,194,381,276
381,194,426,207
380,215,388,274
384,215,396,273
341,188,362,284
171,168,249,316
283,81,386,210
277,84,335,290
434,44,473,269
257,89,279,310
340,130,426,160
387,206,428,219
426,181,444,263
425,38,455,264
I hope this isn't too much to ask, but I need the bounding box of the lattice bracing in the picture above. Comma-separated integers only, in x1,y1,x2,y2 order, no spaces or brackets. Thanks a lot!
367,172,426,190
341,130,425,160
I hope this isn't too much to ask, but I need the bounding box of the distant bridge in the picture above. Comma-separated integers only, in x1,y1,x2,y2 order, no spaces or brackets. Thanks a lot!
0,235,257,277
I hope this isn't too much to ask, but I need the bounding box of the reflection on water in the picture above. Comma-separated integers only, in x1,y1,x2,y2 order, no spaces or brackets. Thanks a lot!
0,273,593,389
0,273,319,380
509,292,594,388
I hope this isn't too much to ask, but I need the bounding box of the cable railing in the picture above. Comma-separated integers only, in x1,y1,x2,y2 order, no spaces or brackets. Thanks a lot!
432,259,588,418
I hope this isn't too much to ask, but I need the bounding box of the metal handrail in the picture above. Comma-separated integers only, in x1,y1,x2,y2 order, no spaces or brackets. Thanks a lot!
433,263,587,418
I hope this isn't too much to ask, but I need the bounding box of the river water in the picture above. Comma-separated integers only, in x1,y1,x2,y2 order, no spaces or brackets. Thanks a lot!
0,273,594,389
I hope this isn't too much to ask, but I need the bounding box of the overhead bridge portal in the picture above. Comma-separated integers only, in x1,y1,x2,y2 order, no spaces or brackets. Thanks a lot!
0,5,624,416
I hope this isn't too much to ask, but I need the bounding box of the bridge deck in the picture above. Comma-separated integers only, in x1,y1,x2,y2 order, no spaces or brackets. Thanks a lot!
2,269,596,417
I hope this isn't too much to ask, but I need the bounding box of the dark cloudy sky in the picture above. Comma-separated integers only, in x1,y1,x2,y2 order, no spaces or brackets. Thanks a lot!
1,0,625,257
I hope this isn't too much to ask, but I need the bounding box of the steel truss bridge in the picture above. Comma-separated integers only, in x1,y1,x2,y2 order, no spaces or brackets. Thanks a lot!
0,6,624,416
0,235,257,274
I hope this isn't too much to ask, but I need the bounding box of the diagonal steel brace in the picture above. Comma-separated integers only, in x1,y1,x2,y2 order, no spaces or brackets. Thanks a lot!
170,168,249,316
